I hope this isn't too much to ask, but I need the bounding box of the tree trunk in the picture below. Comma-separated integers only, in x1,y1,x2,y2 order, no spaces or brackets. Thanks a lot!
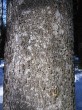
4,0,75,110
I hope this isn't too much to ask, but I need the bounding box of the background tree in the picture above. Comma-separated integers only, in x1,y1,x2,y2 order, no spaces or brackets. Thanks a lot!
0,0,6,59
4,0,75,110
74,0,82,67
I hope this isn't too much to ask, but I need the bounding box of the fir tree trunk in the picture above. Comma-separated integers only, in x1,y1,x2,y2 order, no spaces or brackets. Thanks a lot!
4,0,75,110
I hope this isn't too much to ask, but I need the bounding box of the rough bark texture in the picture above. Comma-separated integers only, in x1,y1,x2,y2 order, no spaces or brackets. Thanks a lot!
4,0,74,110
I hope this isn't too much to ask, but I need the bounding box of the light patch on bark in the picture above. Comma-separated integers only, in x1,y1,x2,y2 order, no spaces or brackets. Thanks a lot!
7,2,12,22
66,63,72,70
45,99,62,110
55,10,63,23
47,6,52,14
55,10,61,18
55,67,63,73
30,34,36,40
15,34,19,42
52,10,64,37
26,56,32,61
59,29,64,35
48,10,52,14
17,0,24,5
52,24,58,31
21,10,32,15
27,46,32,51
22,31,27,36
46,6,50,10
41,9,46,14
53,30,58,36
42,43,47,49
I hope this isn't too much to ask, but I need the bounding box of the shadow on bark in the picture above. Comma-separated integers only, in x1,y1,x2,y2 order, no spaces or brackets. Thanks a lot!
18,0,64,10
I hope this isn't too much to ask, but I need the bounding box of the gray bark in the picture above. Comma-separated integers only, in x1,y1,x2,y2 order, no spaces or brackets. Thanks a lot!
4,0,75,110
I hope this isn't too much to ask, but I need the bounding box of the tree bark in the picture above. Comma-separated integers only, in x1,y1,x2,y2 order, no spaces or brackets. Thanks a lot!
4,0,75,110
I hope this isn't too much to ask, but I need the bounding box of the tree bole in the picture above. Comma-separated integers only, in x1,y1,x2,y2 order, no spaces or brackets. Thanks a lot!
4,0,75,110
